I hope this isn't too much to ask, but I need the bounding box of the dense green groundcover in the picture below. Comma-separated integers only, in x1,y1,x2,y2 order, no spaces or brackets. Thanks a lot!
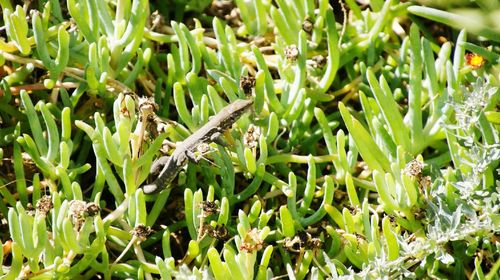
0,0,499,279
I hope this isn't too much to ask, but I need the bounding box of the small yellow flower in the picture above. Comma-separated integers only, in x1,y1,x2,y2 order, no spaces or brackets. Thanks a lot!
465,53,486,69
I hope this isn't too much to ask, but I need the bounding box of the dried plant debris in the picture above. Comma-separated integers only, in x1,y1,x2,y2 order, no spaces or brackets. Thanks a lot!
36,195,53,216
239,75,256,95
201,224,230,241
284,45,299,61
240,228,265,253
132,224,154,240
199,201,219,217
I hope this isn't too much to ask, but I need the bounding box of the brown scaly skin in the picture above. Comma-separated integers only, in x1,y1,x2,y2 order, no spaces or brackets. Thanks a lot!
143,99,253,194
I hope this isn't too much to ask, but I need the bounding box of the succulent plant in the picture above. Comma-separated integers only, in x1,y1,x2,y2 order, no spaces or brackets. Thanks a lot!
0,0,499,279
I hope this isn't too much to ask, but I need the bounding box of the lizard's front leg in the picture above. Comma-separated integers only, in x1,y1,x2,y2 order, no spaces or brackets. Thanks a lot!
208,127,229,146
185,149,201,163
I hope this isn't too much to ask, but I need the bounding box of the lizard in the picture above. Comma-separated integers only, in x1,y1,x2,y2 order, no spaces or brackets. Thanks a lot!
143,99,254,194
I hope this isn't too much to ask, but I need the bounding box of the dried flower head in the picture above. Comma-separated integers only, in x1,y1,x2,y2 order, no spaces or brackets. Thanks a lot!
36,195,53,216
21,152,38,175
131,224,154,241
312,55,327,68
26,203,35,216
282,230,324,252
240,228,264,252
148,10,164,30
85,202,100,217
69,200,87,230
138,96,158,116
240,75,256,95
244,124,260,149
306,237,324,250
199,201,220,217
208,0,236,19
202,224,230,241
302,16,314,33
404,159,424,177
69,200,101,230
213,224,230,241
284,45,299,61
282,236,303,252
